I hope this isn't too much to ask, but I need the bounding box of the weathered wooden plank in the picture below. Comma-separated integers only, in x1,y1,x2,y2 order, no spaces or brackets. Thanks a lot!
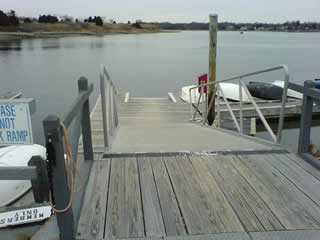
151,157,186,236
283,153,320,181
124,157,145,237
164,156,210,234
232,154,320,229
77,161,111,240
165,156,242,234
105,157,144,238
105,158,125,237
267,154,320,206
201,154,283,231
138,157,166,237
188,155,244,232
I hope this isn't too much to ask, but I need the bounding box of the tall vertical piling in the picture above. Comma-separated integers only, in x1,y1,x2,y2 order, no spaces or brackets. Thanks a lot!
207,14,218,125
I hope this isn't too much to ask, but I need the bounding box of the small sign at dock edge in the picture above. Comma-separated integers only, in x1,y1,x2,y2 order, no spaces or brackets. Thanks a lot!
0,99,35,145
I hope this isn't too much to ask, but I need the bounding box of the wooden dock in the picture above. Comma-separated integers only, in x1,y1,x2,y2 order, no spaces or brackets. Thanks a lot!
77,94,320,240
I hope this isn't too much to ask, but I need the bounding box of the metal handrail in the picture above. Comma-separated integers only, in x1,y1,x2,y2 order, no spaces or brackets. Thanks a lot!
100,64,118,150
189,65,290,144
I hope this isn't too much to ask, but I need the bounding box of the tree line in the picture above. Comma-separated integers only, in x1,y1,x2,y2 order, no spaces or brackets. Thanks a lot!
38,15,59,23
84,16,104,26
153,21,320,31
0,10,19,26
0,9,106,27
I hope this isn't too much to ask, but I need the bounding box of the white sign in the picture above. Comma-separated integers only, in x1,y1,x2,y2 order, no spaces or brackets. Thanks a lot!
0,102,33,145
0,205,52,228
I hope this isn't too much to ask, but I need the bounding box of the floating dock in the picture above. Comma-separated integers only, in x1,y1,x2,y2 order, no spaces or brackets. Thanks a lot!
76,94,320,240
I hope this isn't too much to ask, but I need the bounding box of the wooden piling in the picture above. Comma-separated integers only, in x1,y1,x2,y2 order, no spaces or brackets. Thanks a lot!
207,14,218,125
250,118,256,136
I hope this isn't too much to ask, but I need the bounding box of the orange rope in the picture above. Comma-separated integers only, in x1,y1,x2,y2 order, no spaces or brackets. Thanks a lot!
49,122,83,213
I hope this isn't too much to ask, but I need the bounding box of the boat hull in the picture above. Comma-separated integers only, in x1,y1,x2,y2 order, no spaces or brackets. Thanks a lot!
0,145,46,207
247,81,284,100
272,80,303,99
218,83,251,102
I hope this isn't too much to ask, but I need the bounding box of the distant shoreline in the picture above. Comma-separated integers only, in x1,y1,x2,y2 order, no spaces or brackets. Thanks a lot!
1,28,318,42
0,22,161,41
0,31,162,41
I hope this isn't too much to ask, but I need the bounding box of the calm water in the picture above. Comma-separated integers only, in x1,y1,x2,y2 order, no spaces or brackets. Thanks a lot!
1,31,320,150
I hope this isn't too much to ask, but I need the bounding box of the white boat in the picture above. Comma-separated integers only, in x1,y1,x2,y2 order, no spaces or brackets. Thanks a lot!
218,82,251,102
0,144,46,207
272,80,303,99
181,83,251,103
181,85,206,103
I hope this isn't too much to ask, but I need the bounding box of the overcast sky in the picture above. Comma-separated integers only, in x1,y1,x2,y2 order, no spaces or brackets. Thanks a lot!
1,0,319,23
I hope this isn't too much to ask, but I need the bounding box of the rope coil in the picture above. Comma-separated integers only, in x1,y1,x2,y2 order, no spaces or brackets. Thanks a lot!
49,122,83,213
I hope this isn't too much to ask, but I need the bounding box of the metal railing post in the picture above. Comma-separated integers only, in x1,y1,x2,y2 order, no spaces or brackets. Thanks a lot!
78,77,94,160
218,84,241,132
239,79,243,133
113,89,118,127
189,88,194,119
202,87,206,124
217,89,221,128
100,65,109,149
277,64,289,143
43,116,74,240
109,81,114,135
298,80,315,154
107,79,112,135
240,81,277,142
193,91,202,121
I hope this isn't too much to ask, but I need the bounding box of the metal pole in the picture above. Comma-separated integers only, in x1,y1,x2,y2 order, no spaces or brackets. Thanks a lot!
207,14,218,125
239,79,243,133
100,64,109,149
217,89,221,128
193,91,203,121
298,80,315,154
277,65,289,144
240,81,277,142
202,87,206,124
218,84,241,132
189,89,193,120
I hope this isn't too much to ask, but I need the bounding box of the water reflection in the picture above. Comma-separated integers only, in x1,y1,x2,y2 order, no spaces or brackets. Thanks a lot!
90,38,105,49
0,36,119,52
0,40,22,51
41,38,61,49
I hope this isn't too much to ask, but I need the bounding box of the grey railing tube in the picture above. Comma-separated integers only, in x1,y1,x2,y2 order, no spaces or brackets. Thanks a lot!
78,78,94,161
277,64,289,144
100,64,118,150
100,64,109,149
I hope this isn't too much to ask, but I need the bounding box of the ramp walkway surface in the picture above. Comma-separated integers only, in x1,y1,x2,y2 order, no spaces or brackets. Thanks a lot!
76,94,320,240
89,97,274,153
